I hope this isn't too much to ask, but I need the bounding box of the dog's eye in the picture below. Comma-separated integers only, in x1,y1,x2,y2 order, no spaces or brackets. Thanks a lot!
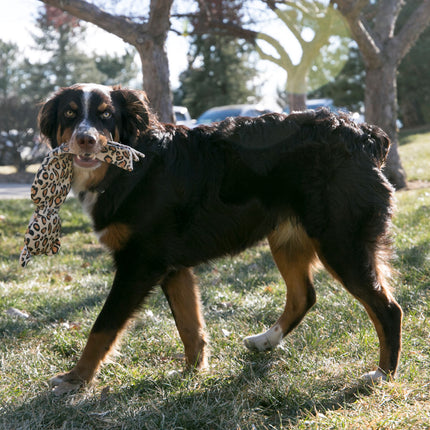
64,109,76,119
100,111,112,120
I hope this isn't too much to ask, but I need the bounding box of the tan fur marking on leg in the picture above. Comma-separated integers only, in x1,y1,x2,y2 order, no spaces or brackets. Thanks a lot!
313,239,402,376
360,296,402,375
268,222,318,335
72,331,118,382
163,268,208,369
50,330,121,391
97,223,132,251
245,223,317,352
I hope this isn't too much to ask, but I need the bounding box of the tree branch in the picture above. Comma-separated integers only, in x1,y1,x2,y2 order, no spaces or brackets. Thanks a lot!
272,8,304,44
332,0,368,19
256,33,294,69
391,0,430,64
334,0,382,65
373,0,402,39
148,0,173,40
39,0,146,46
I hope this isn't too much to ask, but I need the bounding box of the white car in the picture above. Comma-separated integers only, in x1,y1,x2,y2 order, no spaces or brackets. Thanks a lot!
174,106,195,127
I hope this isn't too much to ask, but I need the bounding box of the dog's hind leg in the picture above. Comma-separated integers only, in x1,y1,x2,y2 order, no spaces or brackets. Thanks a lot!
244,221,317,351
162,268,209,370
315,238,402,381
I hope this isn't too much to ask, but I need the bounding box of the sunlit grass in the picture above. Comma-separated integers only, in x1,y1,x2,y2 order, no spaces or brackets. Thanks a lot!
0,130,429,429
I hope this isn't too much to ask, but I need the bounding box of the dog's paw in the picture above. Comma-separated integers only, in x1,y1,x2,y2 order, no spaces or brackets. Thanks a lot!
361,368,389,383
49,371,86,395
244,324,283,352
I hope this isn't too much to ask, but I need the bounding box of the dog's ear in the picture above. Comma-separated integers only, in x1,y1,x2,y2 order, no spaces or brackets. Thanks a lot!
38,95,61,148
111,89,155,145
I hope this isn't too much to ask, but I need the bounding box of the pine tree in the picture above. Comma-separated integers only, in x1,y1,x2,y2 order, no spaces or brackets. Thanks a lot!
177,35,258,118
0,40,38,130
23,6,138,101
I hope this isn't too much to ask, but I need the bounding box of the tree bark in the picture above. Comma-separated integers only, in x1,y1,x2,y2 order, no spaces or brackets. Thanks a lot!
286,68,308,111
40,0,174,122
335,0,430,189
365,65,406,188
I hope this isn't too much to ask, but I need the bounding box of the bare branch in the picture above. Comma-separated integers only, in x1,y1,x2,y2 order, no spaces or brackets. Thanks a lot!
148,0,173,39
40,0,145,45
373,0,403,39
391,0,430,63
334,0,382,65
256,32,294,69
333,0,369,19
269,6,304,43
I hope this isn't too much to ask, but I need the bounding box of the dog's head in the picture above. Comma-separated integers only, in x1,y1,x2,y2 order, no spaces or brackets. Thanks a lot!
39,84,154,169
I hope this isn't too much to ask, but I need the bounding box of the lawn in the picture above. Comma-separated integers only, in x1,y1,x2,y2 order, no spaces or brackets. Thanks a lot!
0,128,429,429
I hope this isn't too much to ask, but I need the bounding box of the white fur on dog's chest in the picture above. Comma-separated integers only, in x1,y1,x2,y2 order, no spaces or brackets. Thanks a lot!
71,167,100,217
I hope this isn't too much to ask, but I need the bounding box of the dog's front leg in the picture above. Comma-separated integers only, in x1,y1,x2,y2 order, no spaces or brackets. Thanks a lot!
50,265,161,394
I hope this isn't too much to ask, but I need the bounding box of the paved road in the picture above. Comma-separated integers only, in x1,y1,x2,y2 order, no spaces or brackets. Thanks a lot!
0,184,31,200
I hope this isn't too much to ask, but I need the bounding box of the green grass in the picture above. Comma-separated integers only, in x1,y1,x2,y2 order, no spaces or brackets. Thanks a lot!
399,125,430,182
1,131,430,429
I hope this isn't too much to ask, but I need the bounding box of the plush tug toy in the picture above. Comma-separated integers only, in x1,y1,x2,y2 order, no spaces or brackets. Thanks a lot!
19,142,145,267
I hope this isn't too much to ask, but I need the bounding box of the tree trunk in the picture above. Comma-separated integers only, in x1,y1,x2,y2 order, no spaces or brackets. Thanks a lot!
334,0,430,190
40,0,174,122
137,38,173,123
288,93,306,112
287,68,308,111
365,65,407,189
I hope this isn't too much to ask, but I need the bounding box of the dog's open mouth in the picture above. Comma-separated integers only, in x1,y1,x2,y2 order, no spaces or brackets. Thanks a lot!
73,153,101,169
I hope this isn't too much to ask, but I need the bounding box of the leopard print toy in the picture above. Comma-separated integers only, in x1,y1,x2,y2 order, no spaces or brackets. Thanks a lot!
19,142,145,267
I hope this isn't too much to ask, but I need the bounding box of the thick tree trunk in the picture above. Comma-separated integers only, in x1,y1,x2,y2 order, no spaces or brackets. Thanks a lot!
287,69,308,111
40,0,174,122
335,0,430,190
365,65,407,189
288,93,307,112
137,39,173,123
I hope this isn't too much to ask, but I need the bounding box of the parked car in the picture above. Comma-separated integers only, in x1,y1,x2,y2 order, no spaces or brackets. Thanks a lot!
174,106,195,127
195,104,273,125
283,98,364,123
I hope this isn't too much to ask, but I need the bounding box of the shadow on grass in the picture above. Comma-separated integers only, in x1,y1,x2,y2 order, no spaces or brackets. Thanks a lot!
196,244,278,294
395,239,430,312
397,240,430,269
1,352,377,430
0,291,106,339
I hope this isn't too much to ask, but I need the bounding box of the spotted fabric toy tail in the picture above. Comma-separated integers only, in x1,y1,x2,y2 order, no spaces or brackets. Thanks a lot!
19,142,145,267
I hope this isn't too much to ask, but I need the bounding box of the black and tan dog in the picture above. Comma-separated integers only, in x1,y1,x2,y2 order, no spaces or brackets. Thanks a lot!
38,84,402,392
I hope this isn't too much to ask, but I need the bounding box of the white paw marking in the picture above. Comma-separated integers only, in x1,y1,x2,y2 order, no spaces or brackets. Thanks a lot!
244,324,283,351
49,375,65,387
362,369,388,382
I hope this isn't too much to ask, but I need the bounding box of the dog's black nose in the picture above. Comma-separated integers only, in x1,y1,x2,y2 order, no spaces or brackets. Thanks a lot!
76,133,96,152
